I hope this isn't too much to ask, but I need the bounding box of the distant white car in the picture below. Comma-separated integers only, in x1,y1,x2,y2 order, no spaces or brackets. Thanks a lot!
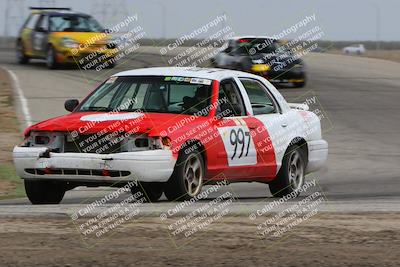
343,44,366,55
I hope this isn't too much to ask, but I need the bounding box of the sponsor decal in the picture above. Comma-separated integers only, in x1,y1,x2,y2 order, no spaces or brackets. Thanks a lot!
163,76,212,85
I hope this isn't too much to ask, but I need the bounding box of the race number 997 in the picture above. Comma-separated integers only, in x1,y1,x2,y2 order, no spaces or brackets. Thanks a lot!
218,126,257,166
230,128,250,160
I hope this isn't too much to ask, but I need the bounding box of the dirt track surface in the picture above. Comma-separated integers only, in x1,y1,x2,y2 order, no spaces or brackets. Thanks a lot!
0,213,399,267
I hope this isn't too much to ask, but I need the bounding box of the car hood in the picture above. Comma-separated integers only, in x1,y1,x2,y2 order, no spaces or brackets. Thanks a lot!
251,52,302,66
24,112,208,137
52,32,110,44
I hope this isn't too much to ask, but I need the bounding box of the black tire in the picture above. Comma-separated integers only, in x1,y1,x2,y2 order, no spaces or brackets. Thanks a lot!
46,45,59,69
16,41,29,64
164,145,205,201
269,145,306,198
130,182,163,202
25,180,65,204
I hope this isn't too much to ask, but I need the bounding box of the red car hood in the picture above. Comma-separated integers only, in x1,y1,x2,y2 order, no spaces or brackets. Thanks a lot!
24,112,208,137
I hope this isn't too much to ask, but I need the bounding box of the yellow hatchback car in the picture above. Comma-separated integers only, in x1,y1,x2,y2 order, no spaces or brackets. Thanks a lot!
16,7,118,69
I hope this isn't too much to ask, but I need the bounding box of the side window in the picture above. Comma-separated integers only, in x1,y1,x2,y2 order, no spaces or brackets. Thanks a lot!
240,78,277,115
36,15,49,31
26,14,40,29
217,79,246,117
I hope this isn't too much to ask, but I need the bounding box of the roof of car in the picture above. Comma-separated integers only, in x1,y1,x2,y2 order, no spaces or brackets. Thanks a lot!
114,67,259,81
230,36,277,41
30,9,87,16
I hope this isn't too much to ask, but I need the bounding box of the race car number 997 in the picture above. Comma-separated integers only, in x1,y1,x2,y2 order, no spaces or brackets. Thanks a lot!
230,128,250,160
218,126,257,166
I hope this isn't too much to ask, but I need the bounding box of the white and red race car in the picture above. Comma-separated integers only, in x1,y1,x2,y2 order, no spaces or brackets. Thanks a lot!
13,67,328,204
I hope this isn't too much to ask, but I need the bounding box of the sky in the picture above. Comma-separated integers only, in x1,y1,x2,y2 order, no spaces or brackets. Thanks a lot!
0,0,399,41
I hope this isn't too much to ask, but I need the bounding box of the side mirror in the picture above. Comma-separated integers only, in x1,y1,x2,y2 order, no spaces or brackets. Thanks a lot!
217,103,241,118
64,99,79,112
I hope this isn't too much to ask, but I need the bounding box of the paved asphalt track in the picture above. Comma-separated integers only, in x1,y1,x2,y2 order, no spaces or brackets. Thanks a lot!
0,46,399,212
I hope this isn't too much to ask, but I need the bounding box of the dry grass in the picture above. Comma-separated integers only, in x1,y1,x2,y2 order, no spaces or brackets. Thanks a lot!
0,68,25,199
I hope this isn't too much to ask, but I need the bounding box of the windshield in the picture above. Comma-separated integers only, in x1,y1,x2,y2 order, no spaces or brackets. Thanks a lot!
236,39,283,55
78,76,213,116
49,15,104,32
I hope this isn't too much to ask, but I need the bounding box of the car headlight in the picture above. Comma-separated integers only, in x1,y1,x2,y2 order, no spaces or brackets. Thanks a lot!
120,135,171,151
21,131,64,150
60,37,79,49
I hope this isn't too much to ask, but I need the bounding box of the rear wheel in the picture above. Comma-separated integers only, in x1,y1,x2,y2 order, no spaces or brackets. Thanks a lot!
25,180,65,204
130,182,163,202
16,41,29,64
269,145,306,197
164,147,204,201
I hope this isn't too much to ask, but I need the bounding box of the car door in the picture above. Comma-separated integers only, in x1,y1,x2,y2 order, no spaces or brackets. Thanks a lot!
31,14,49,57
21,13,41,55
236,77,293,180
213,78,272,179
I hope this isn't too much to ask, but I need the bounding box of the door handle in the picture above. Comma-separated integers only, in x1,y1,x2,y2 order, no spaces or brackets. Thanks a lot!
248,124,257,130
281,123,288,128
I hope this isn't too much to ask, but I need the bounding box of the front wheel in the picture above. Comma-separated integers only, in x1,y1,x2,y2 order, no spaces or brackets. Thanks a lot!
25,180,65,204
164,148,204,201
269,145,306,197
46,45,59,69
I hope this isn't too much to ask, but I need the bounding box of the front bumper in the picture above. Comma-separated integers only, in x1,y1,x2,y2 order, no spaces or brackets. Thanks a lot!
56,46,118,64
253,67,305,84
306,139,328,173
13,146,176,183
